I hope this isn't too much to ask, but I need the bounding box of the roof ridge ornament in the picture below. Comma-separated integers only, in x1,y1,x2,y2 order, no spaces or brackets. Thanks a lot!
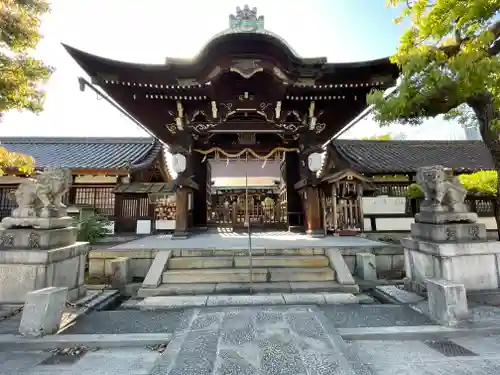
229,5,265,33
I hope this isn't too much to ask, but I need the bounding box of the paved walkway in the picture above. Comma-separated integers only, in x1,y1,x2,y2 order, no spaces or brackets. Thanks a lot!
109,231,387,250
3,304,500,374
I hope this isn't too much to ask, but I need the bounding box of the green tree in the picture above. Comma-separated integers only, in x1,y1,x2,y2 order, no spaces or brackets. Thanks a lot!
0,0,52,175
361,133,393,140
1,0,53,119
368,0,500,223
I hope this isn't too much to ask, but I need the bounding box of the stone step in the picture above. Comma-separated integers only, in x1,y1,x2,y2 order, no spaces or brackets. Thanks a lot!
235,255,329,268
137,281,359,297
168,256,234,269
269,267,335,282
171,248,325,257
162,268,269,284
162,267,336,284
167,255,329,269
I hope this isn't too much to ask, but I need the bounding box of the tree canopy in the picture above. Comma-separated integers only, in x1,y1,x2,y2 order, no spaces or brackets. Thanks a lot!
1,0,53,118
0,0,52,174
361,133,393,140
368,0,500,141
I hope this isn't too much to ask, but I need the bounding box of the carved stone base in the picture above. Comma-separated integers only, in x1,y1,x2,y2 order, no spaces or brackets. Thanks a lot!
0,242,89,303
415,212,478,224
1,216,73,230
0,227,77,250
402,237,500,291
410,222,487,242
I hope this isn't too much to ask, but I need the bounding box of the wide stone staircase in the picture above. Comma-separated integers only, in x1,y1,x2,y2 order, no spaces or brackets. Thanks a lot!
138,248,359,297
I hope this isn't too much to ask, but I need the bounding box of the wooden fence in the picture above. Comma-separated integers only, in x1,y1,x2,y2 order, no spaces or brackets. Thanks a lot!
0,185,116,221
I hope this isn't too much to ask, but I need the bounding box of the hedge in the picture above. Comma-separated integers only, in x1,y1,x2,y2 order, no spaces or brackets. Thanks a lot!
407,170,497,198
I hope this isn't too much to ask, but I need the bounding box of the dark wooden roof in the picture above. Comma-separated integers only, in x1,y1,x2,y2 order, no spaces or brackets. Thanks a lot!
0,137,160,171
331,140,493,174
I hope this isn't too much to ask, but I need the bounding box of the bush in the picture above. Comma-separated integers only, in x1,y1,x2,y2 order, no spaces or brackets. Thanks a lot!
74,213,112,244
458,170,497,196
406,171,497,198
407,183,424,198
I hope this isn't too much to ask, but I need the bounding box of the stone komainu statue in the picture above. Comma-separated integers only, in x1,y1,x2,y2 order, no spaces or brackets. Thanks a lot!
9,167,72,219
416,165,468,213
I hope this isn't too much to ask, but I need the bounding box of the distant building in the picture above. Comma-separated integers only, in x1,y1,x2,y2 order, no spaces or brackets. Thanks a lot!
463,123,482,141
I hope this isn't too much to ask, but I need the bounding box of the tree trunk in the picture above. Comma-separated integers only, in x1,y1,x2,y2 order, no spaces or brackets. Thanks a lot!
467,92,500,239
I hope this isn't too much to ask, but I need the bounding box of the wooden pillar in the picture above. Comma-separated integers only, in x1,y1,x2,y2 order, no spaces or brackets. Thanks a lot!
174,187,189,239
303,186,324,237
284,152,302,229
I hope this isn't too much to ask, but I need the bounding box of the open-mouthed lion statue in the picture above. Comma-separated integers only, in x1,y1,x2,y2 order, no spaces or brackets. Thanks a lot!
417,165,467,213
9,167,72,219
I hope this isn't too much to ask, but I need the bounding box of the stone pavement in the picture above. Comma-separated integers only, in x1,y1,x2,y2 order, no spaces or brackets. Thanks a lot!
2,304,500,374
108,230,386,250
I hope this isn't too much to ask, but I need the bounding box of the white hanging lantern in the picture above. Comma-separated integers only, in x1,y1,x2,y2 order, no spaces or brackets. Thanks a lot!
308,152,322,172
172,153,187,173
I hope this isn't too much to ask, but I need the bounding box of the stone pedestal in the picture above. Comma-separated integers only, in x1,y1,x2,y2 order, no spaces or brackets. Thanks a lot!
403,165,500,293
403,237,500,292
0,226,77,250
0,242,89,303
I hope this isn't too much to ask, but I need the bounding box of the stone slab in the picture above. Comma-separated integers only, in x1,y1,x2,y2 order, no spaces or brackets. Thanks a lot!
135,293,358,310
282,292,326,305
138,296,209,310
325,248,356,285
355,252,377,281
411,222,487,242
110,257,131,286
0,227,77,250
206,294,285,306
141,250,171,288
1,216,73,230
415,211,478,224
0,241,89,264
108,231,388,250
323,293,358,304
269,267,335,282
401,237,500,257
427,278,469,327
138,283,217,297
0,333,173,350
162,268,269,283
374,285,425,304
19,286,68,337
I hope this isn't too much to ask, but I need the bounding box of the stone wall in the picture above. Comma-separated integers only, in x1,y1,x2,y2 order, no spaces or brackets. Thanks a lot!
87,246,405,281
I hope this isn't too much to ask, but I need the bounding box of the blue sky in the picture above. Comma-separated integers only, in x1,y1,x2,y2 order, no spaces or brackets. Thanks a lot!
1,0,466,140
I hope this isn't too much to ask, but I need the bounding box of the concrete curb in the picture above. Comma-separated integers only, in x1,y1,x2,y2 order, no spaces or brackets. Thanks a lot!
136,292,359,310
0,333,172,350
338,325,500,341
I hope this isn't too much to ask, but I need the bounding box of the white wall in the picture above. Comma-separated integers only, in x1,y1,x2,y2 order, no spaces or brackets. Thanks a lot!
361,196,497,231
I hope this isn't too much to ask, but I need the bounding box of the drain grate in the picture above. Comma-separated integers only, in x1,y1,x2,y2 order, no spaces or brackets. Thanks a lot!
424,339,478,357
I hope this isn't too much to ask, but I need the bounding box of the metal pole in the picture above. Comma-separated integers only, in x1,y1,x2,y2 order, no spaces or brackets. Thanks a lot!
245,151,253,294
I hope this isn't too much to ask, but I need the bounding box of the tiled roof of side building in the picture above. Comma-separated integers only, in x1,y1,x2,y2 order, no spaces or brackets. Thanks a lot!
0,137,158,170
332,140,494,174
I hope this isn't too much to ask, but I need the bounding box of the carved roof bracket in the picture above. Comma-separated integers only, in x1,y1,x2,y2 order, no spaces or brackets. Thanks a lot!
175,101,184,131
230,59,263,79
